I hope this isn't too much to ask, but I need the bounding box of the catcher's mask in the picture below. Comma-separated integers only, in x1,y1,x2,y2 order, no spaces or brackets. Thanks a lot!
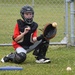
20,5,34,24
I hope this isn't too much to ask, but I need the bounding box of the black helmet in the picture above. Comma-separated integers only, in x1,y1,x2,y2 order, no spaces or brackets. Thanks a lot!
20,5,34,24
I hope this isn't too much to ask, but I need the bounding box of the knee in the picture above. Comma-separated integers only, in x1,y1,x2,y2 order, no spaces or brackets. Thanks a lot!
14,52,26,64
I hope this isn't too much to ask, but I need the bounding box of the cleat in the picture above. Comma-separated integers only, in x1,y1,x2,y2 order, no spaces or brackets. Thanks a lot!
35,57,51,64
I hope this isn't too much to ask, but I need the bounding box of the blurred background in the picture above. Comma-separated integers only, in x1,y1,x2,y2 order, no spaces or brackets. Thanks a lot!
0,0,75,46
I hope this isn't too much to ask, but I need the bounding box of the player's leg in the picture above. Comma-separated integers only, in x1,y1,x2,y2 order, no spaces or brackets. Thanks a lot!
33,39,51,63
1,47,27,64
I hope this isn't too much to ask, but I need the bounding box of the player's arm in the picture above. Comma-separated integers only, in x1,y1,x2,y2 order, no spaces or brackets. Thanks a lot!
13,24,30,42
32,30,37,42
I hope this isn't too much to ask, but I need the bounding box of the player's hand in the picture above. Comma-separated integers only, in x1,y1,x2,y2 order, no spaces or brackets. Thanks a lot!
33,37,37,43
24,26,31,34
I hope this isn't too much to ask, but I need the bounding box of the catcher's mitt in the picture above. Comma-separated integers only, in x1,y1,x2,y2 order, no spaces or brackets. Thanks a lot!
43,22,57,40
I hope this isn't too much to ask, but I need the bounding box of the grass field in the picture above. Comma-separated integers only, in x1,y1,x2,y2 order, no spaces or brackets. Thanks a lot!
0,46,75,75
0,0,75,75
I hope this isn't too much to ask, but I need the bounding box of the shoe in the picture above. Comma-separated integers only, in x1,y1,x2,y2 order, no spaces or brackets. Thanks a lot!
1,53,14,63
35,57,51,64
1,56,9,63
1,55,9,63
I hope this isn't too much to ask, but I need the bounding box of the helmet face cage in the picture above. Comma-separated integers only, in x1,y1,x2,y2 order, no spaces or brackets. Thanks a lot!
20,5,34,24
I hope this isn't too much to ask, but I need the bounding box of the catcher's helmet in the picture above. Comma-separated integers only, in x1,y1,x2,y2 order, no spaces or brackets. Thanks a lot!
20,5,34,24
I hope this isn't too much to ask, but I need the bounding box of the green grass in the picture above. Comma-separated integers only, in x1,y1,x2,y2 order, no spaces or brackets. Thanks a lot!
0,46,75,75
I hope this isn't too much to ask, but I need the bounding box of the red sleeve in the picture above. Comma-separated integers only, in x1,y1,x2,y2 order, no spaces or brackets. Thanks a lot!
13,23,20,38
32,30,37,38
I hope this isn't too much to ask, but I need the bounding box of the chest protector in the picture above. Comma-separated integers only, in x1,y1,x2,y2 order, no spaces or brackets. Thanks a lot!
17,19,38,46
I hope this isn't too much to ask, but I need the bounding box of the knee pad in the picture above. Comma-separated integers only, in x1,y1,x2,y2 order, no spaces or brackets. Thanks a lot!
14,52,26,64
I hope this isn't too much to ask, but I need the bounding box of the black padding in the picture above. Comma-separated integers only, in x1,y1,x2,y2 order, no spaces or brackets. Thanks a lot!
37,34,44,41
14,52,26,64
33,39,49,57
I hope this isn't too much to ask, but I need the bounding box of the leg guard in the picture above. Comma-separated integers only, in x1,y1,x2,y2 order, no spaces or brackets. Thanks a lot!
7,52,26,64
33,39,49,58
39,40,49,57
